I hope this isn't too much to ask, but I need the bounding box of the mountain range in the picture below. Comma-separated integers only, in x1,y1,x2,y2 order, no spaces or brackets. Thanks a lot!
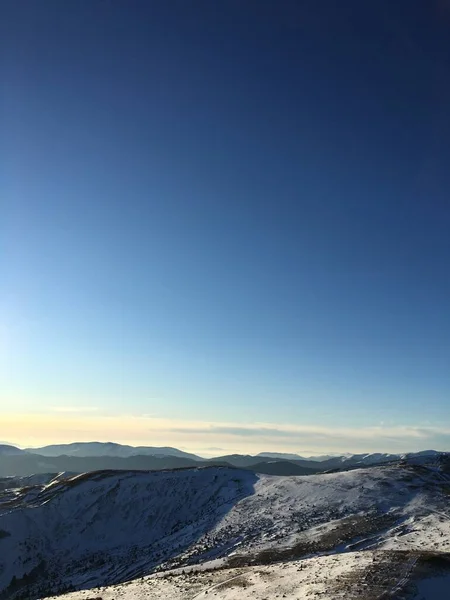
0,442,445,478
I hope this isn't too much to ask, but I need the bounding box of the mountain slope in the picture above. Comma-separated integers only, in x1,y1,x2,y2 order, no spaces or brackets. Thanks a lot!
0,467,257,599
46,550,450,600
207,455,274,468
2,460,450,599
257,452,307,460
245,460,316,476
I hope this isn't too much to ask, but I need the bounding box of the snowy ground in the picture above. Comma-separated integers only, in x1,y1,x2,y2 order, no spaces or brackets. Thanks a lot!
1,462,450,599
46,550,450,600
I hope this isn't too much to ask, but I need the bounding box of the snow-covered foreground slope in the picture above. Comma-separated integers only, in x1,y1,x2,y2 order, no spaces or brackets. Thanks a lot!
47,550,450,600
1,462,449,599
0,467,256,598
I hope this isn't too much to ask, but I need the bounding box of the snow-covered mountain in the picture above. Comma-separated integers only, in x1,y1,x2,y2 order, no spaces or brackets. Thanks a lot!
1,457,450,599
25,442,202,460
0,467,257,598
257,452,344,461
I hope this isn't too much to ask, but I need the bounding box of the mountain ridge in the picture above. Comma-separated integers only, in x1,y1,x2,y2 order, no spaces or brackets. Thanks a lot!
0,444,25,456
25,442,201,460
0,452,322,478
0,441,447,478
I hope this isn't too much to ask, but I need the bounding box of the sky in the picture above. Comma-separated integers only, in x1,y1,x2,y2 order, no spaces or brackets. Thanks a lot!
2,1,450,456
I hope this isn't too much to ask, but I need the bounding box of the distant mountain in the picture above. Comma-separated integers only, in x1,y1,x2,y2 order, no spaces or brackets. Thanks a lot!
404,449,440,458
206,452,403,472
305,454,348,462
0,453,220,478
1,443,447,479
242,451,446,473
207,454,271,468
25,442,203,461
340,453,400,467
257,452,355,462
0,451,319,478
401,450,443,466
0,444,25,455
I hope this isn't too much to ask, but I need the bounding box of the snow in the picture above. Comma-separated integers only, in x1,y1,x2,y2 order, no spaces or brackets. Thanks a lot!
45,550,450,599
44,552,377,600
1,461,449,599
0,467,257,597
380,513,450,553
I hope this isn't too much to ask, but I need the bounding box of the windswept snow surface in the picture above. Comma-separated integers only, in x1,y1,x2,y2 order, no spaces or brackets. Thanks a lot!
46,552,378,599
1,461,450,599
46,550,450,600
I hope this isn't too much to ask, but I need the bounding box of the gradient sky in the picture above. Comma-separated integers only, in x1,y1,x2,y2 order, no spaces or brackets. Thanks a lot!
2,1,450,456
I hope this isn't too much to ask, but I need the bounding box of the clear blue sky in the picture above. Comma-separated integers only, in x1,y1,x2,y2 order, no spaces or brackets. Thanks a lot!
2,1,450,454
